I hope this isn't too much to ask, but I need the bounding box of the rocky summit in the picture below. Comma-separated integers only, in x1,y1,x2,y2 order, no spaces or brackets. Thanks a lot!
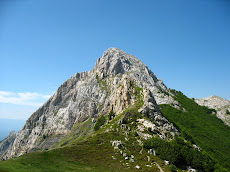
0,48,229,172
0,48,178,160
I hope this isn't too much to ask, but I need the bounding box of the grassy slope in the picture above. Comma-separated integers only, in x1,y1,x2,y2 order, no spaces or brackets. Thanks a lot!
160,91,230,171
0,133,125,172
0,130,167,172
0,108,170,172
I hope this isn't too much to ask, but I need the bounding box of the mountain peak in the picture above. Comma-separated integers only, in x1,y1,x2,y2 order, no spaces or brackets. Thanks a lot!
95,48,147,79
101,47,126,61
0,48,172,160
104,47,125,53
209,95,219,99
94,48,166,90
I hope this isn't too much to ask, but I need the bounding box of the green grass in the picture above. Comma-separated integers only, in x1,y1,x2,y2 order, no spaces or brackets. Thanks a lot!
57,118,94,147
94,115,106,131
0,131,169,172
160,90,230,171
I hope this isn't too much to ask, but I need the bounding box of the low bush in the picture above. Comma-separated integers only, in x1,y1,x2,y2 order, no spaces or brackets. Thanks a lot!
143,137,215,171
94,115,106,131
108,110,115,120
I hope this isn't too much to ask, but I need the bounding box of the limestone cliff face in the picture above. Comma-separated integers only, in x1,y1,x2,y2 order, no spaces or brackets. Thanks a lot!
0,48,178,160
195,96,230,126
0,131,16,158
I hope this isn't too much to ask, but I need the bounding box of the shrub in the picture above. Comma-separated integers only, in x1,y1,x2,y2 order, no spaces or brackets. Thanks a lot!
121,118,128,124
108,110,115,120
134,132,139,137
94,115,106,131
148,127,152,133
143,137,215,171
181,130,194,144
169,164,177,172
43,134,48,140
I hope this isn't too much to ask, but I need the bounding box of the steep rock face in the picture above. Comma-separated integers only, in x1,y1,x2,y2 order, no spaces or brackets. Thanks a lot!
0,48,178,160
0,131,16,160
195,96,230,126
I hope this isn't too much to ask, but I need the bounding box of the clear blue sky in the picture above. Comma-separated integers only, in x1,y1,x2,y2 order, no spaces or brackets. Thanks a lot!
0,0,230,125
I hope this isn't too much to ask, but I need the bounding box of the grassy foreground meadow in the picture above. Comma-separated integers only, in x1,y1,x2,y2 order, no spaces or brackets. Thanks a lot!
0,107,170,172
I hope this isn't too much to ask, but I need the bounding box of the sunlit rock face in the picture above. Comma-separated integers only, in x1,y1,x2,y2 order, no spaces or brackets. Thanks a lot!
0,48,178,160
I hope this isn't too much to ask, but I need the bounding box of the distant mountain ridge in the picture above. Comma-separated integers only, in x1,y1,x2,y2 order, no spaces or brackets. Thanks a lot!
195,95,230,126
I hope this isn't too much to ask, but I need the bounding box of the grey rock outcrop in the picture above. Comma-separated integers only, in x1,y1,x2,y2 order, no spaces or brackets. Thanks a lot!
0,48,178,160
195,96,230,126
0,131,16,160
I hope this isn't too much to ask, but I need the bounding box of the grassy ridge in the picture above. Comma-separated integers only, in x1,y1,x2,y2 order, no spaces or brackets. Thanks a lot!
160,91,230,171
0,99,169,172
0,131,167,172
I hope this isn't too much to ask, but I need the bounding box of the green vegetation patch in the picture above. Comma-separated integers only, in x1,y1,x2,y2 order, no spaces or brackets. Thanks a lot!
108,110,115,120
94,115,106,131
143,137,214,171
160,90,230,171
130,80,144,104
0,133,123,172
96,75,109,92
57,118,94,147
226,109,230,115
